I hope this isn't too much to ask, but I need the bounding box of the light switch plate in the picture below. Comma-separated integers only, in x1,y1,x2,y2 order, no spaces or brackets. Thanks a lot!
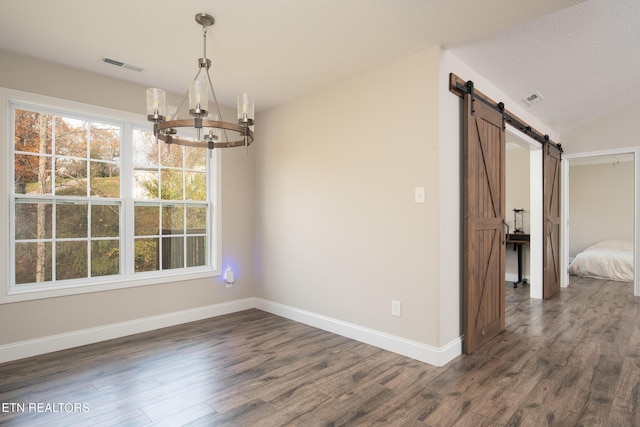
391,300,401,317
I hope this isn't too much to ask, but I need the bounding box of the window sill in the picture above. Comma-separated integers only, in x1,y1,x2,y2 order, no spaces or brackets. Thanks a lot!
1,268,221,304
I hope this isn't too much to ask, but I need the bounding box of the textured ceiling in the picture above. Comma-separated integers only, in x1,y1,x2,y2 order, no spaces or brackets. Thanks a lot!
449,0,640,133
2,0,634,135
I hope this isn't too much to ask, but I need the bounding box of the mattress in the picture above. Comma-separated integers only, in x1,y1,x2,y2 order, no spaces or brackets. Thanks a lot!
568,240,634,282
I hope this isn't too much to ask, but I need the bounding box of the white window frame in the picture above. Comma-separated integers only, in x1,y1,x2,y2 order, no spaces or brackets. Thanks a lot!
1,88,222,304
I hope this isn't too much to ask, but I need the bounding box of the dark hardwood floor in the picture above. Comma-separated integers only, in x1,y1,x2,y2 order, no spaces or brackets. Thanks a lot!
1,276,639,426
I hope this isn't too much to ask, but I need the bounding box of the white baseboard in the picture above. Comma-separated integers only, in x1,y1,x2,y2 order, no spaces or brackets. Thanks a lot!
255,298,461,367
0,298,254,364
1,297,462,367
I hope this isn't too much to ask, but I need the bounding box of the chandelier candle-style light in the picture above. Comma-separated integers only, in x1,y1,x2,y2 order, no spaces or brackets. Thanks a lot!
146,13,254,153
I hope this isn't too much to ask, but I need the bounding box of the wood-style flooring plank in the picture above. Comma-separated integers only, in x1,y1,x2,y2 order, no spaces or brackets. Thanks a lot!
1,276,640,426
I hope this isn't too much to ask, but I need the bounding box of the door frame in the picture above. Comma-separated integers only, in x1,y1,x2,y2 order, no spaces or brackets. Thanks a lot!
505,126,544,299
562,147,640,296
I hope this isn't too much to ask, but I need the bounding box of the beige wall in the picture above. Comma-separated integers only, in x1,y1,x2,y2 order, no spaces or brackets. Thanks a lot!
568,161,634,256
0,50,255,345
255,47,441,345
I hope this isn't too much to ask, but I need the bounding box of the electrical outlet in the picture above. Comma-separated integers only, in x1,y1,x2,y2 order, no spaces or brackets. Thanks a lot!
391,300,401,317
225,269,235,288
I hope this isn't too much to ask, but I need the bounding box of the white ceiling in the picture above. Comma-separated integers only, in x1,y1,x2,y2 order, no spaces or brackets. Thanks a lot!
449,0,640,133
1,0,636,134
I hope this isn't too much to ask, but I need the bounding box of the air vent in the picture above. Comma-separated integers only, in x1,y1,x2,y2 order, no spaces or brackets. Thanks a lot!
101,57,143,72
523,91,544,106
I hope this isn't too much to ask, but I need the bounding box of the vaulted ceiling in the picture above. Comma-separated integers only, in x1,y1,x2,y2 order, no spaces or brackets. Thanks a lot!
1,0,637,134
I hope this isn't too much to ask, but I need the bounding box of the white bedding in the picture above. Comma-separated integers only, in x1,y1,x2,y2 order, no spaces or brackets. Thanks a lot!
568,240,634,282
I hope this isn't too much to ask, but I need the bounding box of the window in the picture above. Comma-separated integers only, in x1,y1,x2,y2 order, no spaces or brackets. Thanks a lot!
131,128,209,272
13,109,122,284
2,89,221,303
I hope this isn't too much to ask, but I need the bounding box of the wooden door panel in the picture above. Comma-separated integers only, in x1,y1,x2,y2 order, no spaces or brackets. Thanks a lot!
470,226,503,344
463,94,506,354
543,143,561,299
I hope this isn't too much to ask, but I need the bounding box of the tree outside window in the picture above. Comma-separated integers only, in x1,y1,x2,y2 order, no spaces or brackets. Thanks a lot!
12,104,212,288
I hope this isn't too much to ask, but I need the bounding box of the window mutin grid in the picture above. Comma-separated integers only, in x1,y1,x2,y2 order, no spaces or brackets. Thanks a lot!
6,93,218,300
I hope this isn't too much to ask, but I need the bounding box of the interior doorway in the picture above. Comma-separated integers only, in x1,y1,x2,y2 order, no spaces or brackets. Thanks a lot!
505,127,543,299
563,148,640,296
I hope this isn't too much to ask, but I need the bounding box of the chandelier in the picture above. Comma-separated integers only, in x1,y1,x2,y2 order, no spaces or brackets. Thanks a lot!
146,13,254,152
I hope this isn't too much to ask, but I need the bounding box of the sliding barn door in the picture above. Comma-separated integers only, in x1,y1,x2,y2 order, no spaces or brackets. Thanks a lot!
463,93,506,354
543,143,562,299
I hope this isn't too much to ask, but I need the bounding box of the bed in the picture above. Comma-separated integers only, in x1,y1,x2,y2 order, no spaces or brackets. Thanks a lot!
568,240,634,282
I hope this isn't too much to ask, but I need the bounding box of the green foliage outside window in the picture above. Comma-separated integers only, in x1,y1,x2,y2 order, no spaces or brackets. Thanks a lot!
132,129,208,273
13,106,210,287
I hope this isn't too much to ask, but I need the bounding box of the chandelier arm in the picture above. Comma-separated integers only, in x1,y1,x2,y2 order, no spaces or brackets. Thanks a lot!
175,90,189,118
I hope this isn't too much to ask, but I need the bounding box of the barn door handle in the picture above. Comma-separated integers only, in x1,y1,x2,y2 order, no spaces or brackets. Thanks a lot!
502,220,509,245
